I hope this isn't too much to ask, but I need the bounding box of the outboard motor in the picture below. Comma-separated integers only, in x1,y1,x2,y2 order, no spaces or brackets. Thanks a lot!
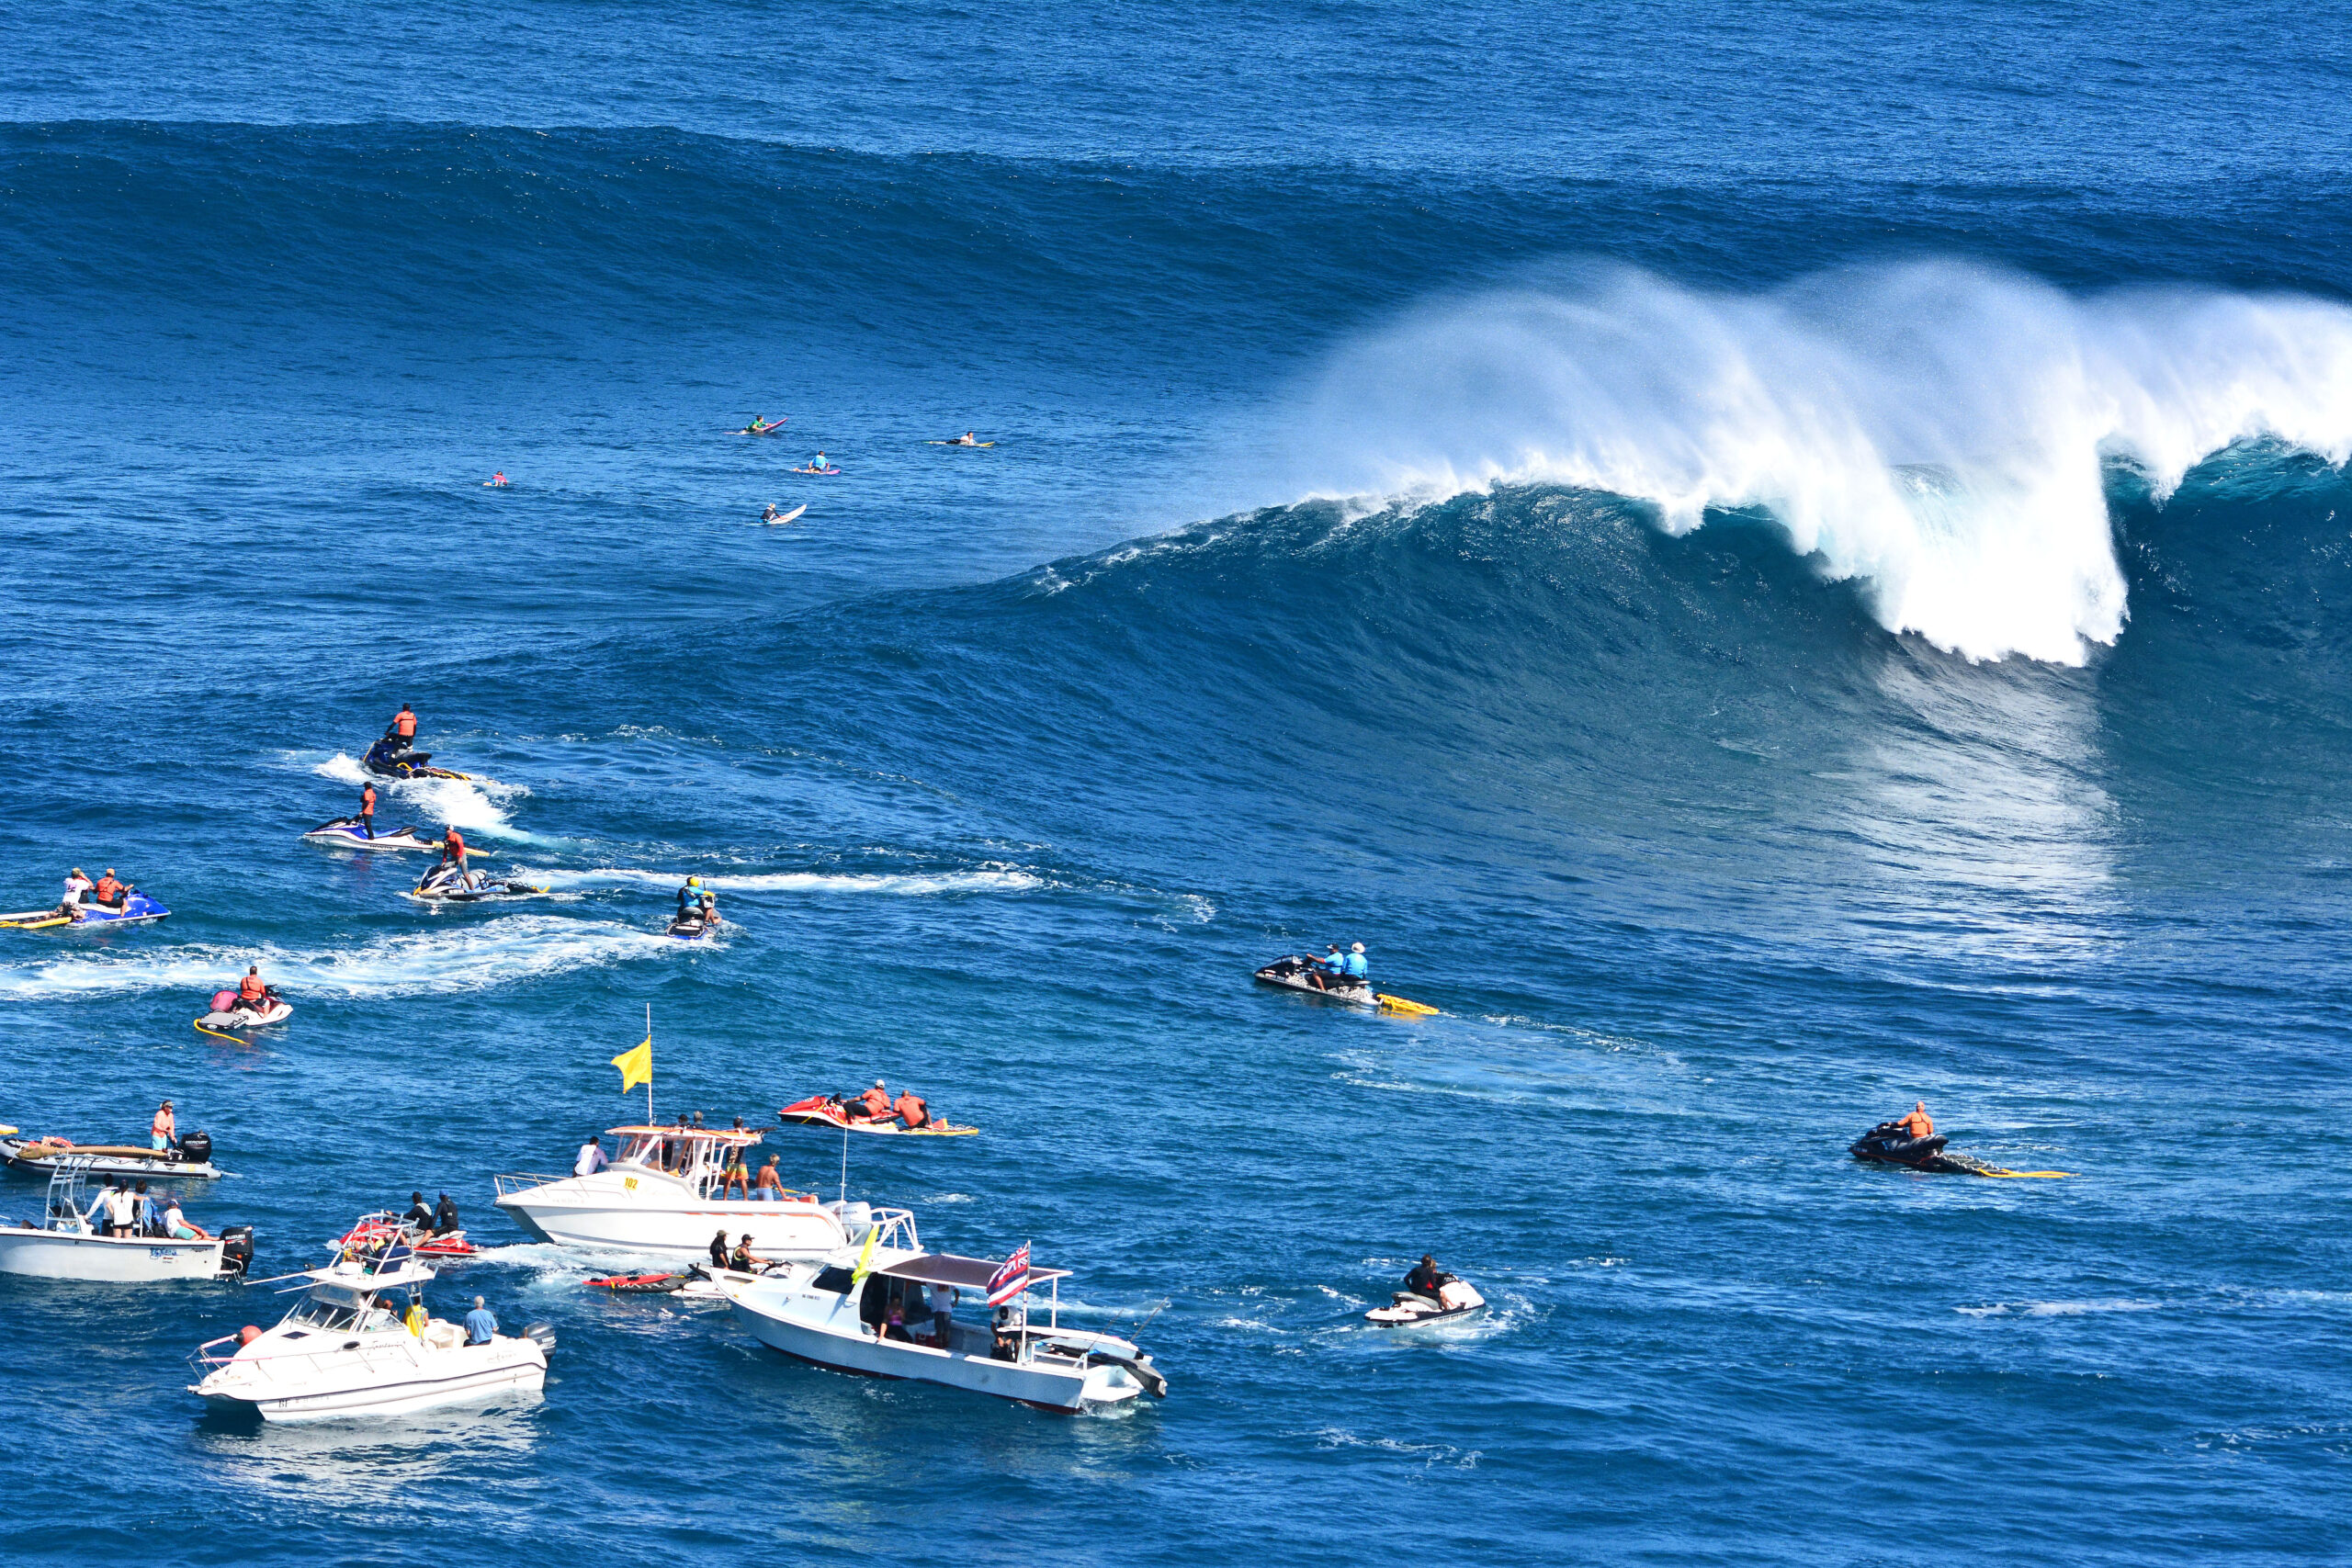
523,1321,558,1353
828,1199,873,1239
218,1224,255,1278
176,1130,212,1166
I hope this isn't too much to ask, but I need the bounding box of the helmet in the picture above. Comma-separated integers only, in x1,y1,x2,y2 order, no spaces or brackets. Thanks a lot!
874,1078,886,1089
687,877,701,887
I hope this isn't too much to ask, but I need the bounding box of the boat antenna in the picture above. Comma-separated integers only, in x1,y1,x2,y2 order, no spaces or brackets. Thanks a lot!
646,1002,655,1123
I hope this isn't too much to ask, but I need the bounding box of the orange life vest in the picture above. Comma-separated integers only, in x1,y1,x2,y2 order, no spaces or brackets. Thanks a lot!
360,785,377,813
859,1088,889,1116
239,975,266,1002
94,876,122,903
444,828,466,855
894,1094,928,1126
394,710,416,739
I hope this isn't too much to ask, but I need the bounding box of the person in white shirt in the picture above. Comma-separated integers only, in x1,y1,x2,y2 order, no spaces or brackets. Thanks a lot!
573,1137,608,1177
103,1183,138,1238
163,1200,210,1241
927,1283,958,1347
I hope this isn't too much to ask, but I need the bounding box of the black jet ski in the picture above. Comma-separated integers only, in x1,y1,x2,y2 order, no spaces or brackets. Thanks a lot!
1253,955,1438,1017
407,864,550,903
1849,1121,1950,1168
303,817,441,851
664,910,720,942
363,736,477,782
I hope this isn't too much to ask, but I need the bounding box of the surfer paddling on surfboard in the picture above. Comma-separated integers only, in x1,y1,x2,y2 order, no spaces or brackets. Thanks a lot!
793,451,842,475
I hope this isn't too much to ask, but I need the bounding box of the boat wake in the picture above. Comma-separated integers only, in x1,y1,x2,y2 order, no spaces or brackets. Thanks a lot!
0,915,679,1002
511,865,1044,896
312,752,529,837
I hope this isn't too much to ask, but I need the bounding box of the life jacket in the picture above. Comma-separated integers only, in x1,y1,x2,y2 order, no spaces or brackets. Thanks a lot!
394,710,416,739
360,785,376,813
859,1088,890,1116
239,974,266,1002
444,828,466,856
94,876,122,903
894,1094,928,1127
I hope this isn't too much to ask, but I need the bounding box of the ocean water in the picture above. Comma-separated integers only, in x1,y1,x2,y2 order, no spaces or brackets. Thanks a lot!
2,3,2349,1562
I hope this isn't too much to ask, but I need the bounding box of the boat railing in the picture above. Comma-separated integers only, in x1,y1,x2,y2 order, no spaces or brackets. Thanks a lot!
853,1206,919,1250
492,1171,567,1198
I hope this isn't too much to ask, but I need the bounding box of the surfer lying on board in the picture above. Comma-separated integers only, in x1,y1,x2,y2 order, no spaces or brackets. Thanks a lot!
949,431,981,446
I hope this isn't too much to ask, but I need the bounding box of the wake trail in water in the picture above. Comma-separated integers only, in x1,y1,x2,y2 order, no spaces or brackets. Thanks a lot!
0,915,678,1001
311,752,543,840
1292,260,2352,663
514,865,1043,895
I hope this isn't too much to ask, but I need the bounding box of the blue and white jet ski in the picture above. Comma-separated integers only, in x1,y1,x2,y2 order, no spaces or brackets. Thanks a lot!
303,817,442,851
406,864,550,904
1,891,170,931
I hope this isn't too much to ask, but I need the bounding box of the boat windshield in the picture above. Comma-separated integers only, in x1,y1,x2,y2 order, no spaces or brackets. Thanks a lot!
288,1298,364,1331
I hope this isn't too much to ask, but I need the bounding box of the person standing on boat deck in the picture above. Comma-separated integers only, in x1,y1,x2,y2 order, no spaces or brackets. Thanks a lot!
434,1193,461,1235
104,1180,137,1238
132,1179,157,1235
405,1297,428,1337
720,1146,752,1198
573,1136,607,1177
150,1100,175,1153
403,1191,435,1231
927,1283,957,1347
752,1155,783,1200
463,1296,498,1346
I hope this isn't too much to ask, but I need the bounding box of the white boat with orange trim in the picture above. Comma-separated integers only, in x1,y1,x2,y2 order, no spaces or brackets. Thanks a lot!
725,1211,1167,1414
493,1123,852,1260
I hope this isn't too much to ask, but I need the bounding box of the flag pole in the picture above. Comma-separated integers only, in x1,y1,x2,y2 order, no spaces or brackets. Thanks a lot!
645,1002,654,1122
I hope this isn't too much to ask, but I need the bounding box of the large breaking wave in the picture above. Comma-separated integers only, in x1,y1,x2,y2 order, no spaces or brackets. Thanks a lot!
1290,262,2352,663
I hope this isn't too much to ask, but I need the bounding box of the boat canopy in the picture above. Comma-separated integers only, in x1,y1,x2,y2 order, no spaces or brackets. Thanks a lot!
877,1252,1070,1292
605,1123,763,1145
300,1258,436,1293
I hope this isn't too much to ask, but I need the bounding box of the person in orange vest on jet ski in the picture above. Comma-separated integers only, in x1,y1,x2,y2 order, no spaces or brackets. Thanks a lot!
1896,1102,1934,1140
390,704,418,744
238,965,269,1010
91,868,126,908
357,783,378,840
851,1080,892,1122
892,1089,930,1130
438,825,468,874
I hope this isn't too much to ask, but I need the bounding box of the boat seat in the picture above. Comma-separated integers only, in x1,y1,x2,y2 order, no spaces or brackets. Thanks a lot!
422,1321,464,1350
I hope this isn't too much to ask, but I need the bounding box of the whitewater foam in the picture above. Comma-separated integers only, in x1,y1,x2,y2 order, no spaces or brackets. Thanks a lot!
314,752,526,835
0,915,678,1002
513,865,1043,895
1296,261,2352,662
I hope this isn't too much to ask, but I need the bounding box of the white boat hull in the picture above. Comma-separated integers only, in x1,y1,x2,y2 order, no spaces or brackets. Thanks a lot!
729,1280,1141,1413
0,1228,224,1282
495,1169,847,1259
197,1336,546,1423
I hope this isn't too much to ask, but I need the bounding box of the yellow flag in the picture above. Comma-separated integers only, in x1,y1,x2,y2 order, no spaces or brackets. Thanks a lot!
610,1037,651,1094
849,1223,881,1284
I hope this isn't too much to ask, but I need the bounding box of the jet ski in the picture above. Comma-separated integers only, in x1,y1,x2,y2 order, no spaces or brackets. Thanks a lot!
776,1095,979,1136
1365,1274,1487,1326
664,910,721,942
336,1211,479,1261
406,865,549,903
1,891,170,931
0,1128,222,1180
196,989,293,1031
1849,1122,2070,1179
302,817,442,851
1253,956,1437,1017
362,736,480,783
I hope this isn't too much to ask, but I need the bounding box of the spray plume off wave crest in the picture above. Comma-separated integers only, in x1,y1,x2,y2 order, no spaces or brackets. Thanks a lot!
1296,261,2352,663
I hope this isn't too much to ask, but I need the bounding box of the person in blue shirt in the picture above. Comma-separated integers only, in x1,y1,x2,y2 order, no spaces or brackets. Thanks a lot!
463,1296,499,1346
1342,942,1369,982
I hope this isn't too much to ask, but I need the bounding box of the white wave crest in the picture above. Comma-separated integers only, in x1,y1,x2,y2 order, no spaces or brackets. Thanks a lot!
0,915,677,1002
1296,261,2352,662
513,865,1042,895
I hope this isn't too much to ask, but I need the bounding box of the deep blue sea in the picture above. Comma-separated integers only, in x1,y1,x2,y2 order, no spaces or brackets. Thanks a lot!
2,3,2349,1562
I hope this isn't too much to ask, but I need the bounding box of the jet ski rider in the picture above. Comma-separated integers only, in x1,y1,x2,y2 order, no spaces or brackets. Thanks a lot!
1404,1254,1453,1307
676,877,704,919
1896,1101,1934,1140
893,1089,930,1130
850,1080,892,1122
356,783,377,840
1306,943,1345,989
403,1191,435,1232
236,965,270,1013
91,868,127,908
389,704,418,749
437,825,469,877
51,867,93,919
1342,942,1369,984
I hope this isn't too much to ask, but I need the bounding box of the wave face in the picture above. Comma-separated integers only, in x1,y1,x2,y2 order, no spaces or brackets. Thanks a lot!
1292,263,2352,662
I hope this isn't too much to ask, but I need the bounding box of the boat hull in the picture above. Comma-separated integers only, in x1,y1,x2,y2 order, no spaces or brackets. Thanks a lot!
495,1174,847,1258
729,1292,1134,1413
198,1345,546,1422
0,1229,224,1282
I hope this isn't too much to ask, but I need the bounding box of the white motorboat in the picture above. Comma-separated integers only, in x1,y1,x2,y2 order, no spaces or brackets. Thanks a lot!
190,1253,553,1422
726,1211,1168,1414
495,1123,851,1259
0,1157,251,1282
0,1128,225,1180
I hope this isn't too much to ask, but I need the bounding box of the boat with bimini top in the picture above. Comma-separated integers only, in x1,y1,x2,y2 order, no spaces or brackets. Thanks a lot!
0,1157,251,1282
726,1211,1167,1414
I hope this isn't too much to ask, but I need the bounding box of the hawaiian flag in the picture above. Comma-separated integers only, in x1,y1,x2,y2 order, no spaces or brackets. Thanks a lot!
986,1241,1033,1306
